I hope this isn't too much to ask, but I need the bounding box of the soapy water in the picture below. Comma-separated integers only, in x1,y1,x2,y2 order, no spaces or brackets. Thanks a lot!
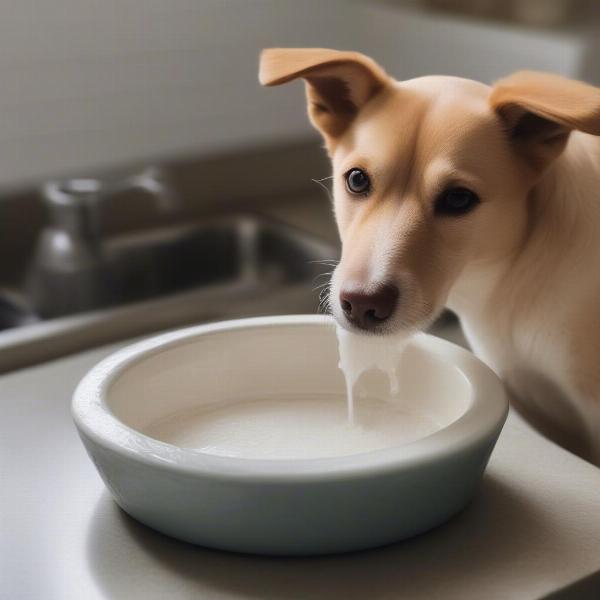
336,324,409,424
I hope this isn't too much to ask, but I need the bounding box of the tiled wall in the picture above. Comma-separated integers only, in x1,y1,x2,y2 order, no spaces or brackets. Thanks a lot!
0,0,593,188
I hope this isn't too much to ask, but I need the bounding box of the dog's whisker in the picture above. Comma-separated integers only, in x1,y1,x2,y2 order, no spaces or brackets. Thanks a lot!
317,291,327,309
307,259,339,266
317,283,333,315
314,175,334,181
311,271,334,284
311,177,334,200
319,300,332,315
312,282,331,292
318,301,331,315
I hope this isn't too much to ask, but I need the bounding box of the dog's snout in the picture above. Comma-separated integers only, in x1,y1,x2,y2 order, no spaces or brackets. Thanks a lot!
339,283,399,329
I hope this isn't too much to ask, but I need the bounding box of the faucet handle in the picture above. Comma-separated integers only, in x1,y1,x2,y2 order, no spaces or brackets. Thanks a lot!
43,166,178,218
122,166,179,212
42,178,103,244
42,166,179,239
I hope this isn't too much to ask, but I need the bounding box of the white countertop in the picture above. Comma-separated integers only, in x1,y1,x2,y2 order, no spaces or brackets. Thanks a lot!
2,333,600,600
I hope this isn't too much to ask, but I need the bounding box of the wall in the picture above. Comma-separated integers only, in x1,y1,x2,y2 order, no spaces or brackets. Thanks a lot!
0,0,593,188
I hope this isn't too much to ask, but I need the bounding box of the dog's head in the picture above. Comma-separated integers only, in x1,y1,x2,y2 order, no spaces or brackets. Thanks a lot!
260,48,600,334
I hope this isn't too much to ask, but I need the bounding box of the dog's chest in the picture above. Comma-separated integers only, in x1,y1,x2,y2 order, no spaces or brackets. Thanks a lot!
460,313,581,427
455,284,600,460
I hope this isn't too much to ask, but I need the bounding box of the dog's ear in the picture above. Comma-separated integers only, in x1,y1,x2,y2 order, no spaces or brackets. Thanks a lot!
259,48,390,145
490,71,600,171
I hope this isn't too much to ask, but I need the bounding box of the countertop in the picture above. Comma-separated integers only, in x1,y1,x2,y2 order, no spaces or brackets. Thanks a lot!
2,333,600,600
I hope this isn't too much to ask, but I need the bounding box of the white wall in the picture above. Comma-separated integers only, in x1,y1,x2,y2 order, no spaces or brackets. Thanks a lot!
0,0,591,186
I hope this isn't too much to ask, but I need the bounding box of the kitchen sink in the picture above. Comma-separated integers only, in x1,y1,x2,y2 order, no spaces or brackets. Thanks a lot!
0,292,38,331
0,211,464,374
103,216,333,310
0,214,338,372
27,214,337,320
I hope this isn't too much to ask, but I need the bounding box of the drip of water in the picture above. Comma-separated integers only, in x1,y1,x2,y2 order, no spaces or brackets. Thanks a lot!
336,324,409,424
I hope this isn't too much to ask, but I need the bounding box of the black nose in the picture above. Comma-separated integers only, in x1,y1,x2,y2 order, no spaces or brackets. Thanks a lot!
339,283,399,329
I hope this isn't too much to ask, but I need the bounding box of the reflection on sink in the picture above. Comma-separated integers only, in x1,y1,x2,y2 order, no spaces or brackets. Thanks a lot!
4,215,337,323
0,293,38,331
0,214,338,372
101,216,332,312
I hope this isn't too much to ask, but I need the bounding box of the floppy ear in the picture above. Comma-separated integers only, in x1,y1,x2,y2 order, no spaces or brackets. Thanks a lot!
259,48,390,145
490,71,600,171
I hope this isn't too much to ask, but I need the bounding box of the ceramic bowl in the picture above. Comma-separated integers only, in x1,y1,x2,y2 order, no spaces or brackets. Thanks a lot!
72,315,507,556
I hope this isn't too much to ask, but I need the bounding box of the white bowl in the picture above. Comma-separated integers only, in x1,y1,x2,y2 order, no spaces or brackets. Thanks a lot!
73,315,507,555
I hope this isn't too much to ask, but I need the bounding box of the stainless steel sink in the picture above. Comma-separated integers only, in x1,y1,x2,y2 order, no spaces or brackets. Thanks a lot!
0,214,338,372
26,214,336,320
107,216,333,304
0,208,464,374
0,291,38,331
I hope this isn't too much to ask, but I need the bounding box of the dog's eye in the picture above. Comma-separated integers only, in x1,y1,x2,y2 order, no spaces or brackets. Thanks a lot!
435,187,480,216
345,168,371,196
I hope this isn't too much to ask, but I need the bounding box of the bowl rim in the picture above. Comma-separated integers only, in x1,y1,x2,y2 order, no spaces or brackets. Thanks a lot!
72,314,508,482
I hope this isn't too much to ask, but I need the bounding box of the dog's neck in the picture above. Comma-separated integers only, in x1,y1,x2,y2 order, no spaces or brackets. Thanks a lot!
448,131,600,324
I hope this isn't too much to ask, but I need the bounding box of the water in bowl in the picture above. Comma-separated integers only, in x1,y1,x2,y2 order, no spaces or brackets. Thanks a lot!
142,324,441,459
144,392,440,459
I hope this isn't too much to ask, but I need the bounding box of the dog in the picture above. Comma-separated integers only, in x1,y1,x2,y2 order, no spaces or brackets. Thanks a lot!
259,47,600,465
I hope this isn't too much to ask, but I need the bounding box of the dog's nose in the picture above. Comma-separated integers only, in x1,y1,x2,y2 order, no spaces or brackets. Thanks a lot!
339,283,399,329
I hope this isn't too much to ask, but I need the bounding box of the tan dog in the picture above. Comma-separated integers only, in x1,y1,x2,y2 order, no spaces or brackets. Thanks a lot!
259,48,600,464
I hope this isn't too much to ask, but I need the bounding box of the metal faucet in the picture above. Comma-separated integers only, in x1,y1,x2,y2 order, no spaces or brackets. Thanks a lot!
27,167,178,318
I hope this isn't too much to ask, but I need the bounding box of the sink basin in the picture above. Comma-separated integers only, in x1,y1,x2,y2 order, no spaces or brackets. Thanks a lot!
0,291,38,332
0,214,337,327
0,215,338,372
24,215,336,319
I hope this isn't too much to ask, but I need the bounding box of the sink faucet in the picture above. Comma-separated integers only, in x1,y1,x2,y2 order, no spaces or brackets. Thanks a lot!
27,167,178,318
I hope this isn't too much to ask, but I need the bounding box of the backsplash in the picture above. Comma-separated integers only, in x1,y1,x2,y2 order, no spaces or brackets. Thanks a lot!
0,139,330,285
0,0,595,187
